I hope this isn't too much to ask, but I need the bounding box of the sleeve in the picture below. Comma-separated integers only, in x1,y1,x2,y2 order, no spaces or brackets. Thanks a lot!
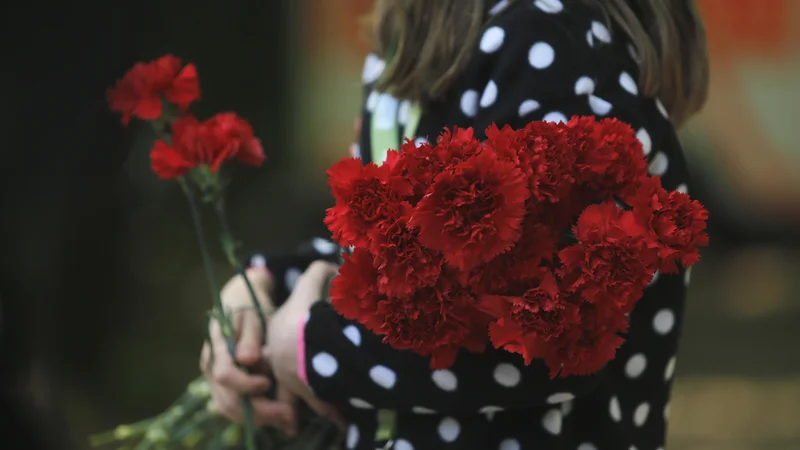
297,4,662,415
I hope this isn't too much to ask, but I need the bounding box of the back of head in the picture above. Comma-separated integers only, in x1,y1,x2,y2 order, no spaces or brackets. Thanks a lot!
369,0,710,127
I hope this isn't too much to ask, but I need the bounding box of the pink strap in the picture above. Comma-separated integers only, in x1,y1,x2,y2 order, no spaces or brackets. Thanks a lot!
297,315,308,385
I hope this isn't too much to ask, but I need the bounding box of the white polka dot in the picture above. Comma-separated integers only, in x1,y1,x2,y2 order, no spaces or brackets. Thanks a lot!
414,137,428,147
578,443,598,450
311,237,338,255
498,439,521,450
547,392,575,404
648,270,660,286
633,402,650,426
366,90,379,112
432,369,458,392
561,400,573,416
346,424,359,449
588,95,613,115
460,90,479,117
411,406,437,414
249,254,266,268
528,42,555,69
684,266,693,286
675,183,689,194
437,417,460,442
348,398,373,409
586,30,594,47
648,151,669,176
480,80,498,108
665,356,677,381
398,100,411,125
664,402,671,420
284,267,302,291
656,98,669,118
534,0,564,13
541,409,562,435
493,363,522,387
343,325,361,346
609,396,622,422
636,128,652,156
591,21,611,43
369,365,397,389
362,53,385,84
394,439,414,450
630,446,638,450
518,99,540,117
619,71,639,95
653,308,675,335
543,111,568,123
311,352,338,377
479,405,504,419
480,26,505,53
625,353,647,378
574,76,595,95
488,0,510,15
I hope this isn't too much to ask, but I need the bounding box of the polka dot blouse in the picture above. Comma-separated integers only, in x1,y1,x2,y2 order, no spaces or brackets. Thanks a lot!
251,1,693,448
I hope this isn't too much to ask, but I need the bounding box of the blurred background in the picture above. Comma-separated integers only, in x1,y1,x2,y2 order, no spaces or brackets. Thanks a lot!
1,0,798,449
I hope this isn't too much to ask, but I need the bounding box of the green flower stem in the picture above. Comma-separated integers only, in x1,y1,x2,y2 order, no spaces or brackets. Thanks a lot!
177,177,257,450
211,197,267,344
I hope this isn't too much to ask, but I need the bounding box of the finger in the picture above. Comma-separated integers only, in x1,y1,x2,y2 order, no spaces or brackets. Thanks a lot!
212,385,242,423
211,340,271,394
290,261,339,306
276,387,299,436
251,396,296,431
199,343,211,374
245,267,275,299
303,260,339,283
236,311,264,365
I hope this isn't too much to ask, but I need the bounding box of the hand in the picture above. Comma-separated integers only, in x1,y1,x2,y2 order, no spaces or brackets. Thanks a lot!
200,268,295,430
265,261,344,428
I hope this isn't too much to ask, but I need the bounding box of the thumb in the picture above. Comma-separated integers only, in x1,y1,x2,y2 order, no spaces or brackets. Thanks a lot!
236,312,264,365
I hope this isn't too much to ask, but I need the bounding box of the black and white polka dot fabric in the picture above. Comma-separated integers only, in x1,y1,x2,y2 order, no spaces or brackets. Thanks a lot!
254,1,693,448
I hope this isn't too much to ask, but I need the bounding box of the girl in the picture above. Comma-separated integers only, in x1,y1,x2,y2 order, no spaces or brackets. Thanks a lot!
201,0,709,449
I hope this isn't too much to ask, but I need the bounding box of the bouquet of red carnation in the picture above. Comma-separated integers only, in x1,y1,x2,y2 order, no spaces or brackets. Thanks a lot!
325,118,708,377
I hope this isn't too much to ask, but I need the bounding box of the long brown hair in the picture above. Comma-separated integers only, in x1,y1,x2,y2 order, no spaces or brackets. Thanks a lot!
369,0,709,127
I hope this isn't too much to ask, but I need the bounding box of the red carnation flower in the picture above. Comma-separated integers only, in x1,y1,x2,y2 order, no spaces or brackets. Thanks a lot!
149,113,264,179
482,271,580,365
394,128,481,202
202,112,266,168
371,277,490,369
520,121,577,203
369,208,443,297
107,54,200,126
469,217,558,293
627,177,709,273
565,116,648,194
150,116,208,179
410,148,530,271
329,248,383,330
558,201,658,313
433,126,484,167
541,301,628,378
325,157,413,247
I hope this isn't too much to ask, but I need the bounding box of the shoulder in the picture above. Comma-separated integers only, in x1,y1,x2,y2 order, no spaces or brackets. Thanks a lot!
473,0,632,75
